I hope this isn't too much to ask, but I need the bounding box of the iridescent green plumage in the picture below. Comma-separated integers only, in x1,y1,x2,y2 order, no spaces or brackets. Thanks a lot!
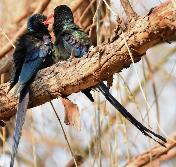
53,5,91,60
53,23,91,61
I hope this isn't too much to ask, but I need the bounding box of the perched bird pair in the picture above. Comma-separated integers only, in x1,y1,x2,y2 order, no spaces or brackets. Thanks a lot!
9,4,166,167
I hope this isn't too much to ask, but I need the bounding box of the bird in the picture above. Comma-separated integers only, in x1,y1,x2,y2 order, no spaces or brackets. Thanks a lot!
45,5,167,147
8,13,53,167
44,8,94,102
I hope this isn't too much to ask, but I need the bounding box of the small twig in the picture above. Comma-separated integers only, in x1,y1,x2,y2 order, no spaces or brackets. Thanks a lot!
118,74,143,120
0,27,16,49
120,0,138,20
88,0,102,38
71,0,84,13
102,0,117,17
49,100,78,167
78,0,96,24
144,56,160,133
85,17,105,33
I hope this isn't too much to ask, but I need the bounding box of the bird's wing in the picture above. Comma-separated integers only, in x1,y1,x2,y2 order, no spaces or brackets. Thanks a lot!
61,24,91,57
14,36,52,95
10,36,52,167
9,36,26,91
10,89,29,167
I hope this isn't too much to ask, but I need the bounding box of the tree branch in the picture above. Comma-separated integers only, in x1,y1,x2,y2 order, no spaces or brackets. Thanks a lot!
71,0,85,13
63,132,176,167
120,0,138,20
0,1,175,120
126,133,176,167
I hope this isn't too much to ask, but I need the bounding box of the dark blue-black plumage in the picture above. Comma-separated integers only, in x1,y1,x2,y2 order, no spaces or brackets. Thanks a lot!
51,5,166,146
9,13,53,167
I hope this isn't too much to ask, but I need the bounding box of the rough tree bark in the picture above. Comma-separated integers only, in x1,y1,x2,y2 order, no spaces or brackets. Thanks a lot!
0,1,175,120
126,133,176,167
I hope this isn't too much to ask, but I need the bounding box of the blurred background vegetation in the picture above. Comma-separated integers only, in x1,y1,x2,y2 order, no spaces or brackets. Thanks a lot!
0,0,176,166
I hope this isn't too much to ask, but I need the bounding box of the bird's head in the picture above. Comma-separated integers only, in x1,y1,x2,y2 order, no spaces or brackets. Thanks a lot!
51,5,74,33
27,14,48,33
54,5,74,24
43,5,74,35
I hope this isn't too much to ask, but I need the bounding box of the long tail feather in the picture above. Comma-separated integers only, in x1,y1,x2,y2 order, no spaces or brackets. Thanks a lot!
10,82,25,97
97,82,167,147
82,89,94,102
10,89,29,167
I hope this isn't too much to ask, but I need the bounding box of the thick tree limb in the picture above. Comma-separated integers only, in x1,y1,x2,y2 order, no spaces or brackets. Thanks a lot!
0,1,175,120
126,133,176,167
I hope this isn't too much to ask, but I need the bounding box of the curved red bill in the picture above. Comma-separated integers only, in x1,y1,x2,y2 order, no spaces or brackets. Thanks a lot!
43,14,54,25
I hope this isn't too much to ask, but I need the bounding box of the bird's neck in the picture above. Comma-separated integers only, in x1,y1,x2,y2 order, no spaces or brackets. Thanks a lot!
29,30,50,39
54,21,73,35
